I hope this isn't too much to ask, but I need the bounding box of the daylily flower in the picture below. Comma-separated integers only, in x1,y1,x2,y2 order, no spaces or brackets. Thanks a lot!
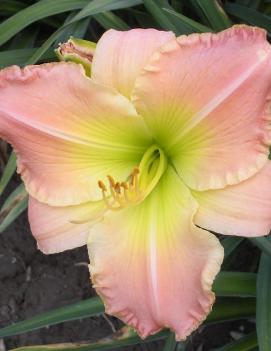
0,25,271,340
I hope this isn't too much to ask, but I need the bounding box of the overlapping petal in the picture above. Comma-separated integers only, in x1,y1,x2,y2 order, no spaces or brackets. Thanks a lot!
28,197,106,254
91,28,175,98
132,25,271,191
193,161,271,237
88,167,223,340
0,63,151,206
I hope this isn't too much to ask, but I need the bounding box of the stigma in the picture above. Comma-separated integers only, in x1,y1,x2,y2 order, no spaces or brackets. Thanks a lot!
98,167,142,211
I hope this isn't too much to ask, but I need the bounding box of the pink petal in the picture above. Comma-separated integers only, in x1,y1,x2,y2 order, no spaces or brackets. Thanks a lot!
0,63,150,206
193,162,271,237
91,29,175,98
132,25,271,191
88,168,223,340
28,196,105,254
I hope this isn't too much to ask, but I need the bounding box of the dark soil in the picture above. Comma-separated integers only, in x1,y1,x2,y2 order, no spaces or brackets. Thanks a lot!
0,182,256,351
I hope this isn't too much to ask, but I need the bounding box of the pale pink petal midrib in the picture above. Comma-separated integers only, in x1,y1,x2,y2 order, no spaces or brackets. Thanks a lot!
175,54,270,141
148,220,160,319
0,109,145,152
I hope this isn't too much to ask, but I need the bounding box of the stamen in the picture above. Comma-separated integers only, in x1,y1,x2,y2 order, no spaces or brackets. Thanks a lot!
98,144,167,212
98,167,142,211
132,167,140,195
120,182,128,190
129,167,138,187
115,182,128,206
107,175,116,188
98,180,107,192
98,180,120,211
107,177,118,201
129,174,134,187
121,182,130,203
114,182,121,194
133,167,140,175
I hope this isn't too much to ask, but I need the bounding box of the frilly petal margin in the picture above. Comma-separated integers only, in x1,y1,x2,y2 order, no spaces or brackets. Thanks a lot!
28,196,106,254
87,167,224,340
0,63,151,206
132,25,271,191
91,28,175,99
193,161,271,237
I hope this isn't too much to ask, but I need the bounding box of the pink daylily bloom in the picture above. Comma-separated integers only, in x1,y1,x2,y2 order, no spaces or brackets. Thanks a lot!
0,25,271,340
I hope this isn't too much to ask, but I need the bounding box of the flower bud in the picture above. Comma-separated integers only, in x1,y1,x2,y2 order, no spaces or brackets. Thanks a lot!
56,37,96,76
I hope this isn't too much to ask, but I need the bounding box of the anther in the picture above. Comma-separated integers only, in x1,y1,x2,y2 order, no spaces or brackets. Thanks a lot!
133,167,140,175
129,174,134,186
121,181,131,203
98,180,121,211
98,166,142,211
121,182,128,190
98,180,107,192
114,182,121,194
107,175,116,188
129,167,140,187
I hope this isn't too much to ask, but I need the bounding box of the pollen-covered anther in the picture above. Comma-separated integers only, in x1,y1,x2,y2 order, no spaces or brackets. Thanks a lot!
121,182,128,190
98,180,107,192
98,168,142,211
107,175,116,188
114,182,121,194
130,167,140,185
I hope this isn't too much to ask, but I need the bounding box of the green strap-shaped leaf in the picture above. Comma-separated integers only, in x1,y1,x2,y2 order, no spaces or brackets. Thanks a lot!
143,0,211,34
188,0,232,31
250,237,271,258
162,8,212,33
93,11,130,30
0,0,26,15
0,0,90,47
256,237,271,351
215,331,258,351
0,48,55,68
235,0,261,9
2,298,255,349
8,329,170,351
8,27,39,50
175,342,188,351
214,272,256,297
72,0,141,22
207,298,255,324
0,183,28,233
162,332,177,351
221,237,244,270
0,195,28,233
221,237,244,259
0,296,104,337
26,0,142,65
0,152,16,196
225,3,271,34
143,0,179,32
53,12,90,46
129,9,158,28
0,276,256,338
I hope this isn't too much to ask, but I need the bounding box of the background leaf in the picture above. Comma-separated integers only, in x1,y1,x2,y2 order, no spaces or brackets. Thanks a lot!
250,236,271,257
225,2,271,34
0,152,16,196
0,0,90,46
256,237,271,351
188,0,232,30
216,331,258,351
0,183,28,233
